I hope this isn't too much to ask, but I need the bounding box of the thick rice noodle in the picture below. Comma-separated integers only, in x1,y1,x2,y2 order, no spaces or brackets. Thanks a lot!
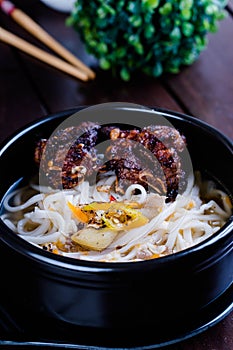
1,172,232,262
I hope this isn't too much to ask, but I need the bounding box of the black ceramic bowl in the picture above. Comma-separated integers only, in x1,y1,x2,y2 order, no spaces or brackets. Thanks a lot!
0,104,232,348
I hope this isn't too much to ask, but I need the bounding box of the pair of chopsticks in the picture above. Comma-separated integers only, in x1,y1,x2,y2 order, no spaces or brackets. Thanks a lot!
0,0,95,81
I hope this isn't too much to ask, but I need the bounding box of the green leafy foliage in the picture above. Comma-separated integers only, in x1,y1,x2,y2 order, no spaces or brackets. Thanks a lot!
68,0,228,81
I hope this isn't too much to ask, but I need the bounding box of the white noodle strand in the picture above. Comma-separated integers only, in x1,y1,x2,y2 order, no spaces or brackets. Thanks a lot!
0,172,231,262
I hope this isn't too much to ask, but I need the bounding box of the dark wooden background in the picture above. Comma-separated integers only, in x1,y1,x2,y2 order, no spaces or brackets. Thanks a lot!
0,0,232,349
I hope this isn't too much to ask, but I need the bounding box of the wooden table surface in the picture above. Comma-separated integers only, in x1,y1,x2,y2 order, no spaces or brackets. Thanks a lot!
0,0,232,349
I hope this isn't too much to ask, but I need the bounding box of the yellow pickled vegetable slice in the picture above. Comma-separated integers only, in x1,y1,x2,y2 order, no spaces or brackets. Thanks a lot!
83,202,114,211
71,228,117,251
102,207,149,231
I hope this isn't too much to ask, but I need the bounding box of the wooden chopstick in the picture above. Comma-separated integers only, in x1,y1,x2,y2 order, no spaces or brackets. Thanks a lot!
0,0,95,80
0,27,89,81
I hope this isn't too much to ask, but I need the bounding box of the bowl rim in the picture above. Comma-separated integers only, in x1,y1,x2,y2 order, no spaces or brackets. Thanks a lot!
0,104,232,273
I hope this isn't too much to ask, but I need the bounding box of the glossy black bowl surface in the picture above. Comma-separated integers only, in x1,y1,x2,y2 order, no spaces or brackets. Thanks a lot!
0,104,232,347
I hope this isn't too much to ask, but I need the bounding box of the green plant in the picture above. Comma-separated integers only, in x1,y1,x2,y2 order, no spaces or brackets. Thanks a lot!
68,0,228,81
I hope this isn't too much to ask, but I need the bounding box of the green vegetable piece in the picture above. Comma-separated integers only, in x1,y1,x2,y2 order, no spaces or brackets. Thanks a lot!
179,0,193,10
97,7,106,19
97,42,108,54
144,24,155,38
170,27,181,41
127,1,136,12
100,58,111,70
129,15,142,27
152,62,163,77
159,3,172,15
181,8,192,20
142,0,160,10
116,47,127,58
182,22,194,37
205,4,218,15
120,67,130,81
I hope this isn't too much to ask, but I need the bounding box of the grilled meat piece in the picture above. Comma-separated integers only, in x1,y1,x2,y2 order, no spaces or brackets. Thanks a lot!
100,125,186,201
100,125,140,141
35,122,101,189
139,126,186,201
35,122,187,201
99,137,154,194
143,125,186,153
